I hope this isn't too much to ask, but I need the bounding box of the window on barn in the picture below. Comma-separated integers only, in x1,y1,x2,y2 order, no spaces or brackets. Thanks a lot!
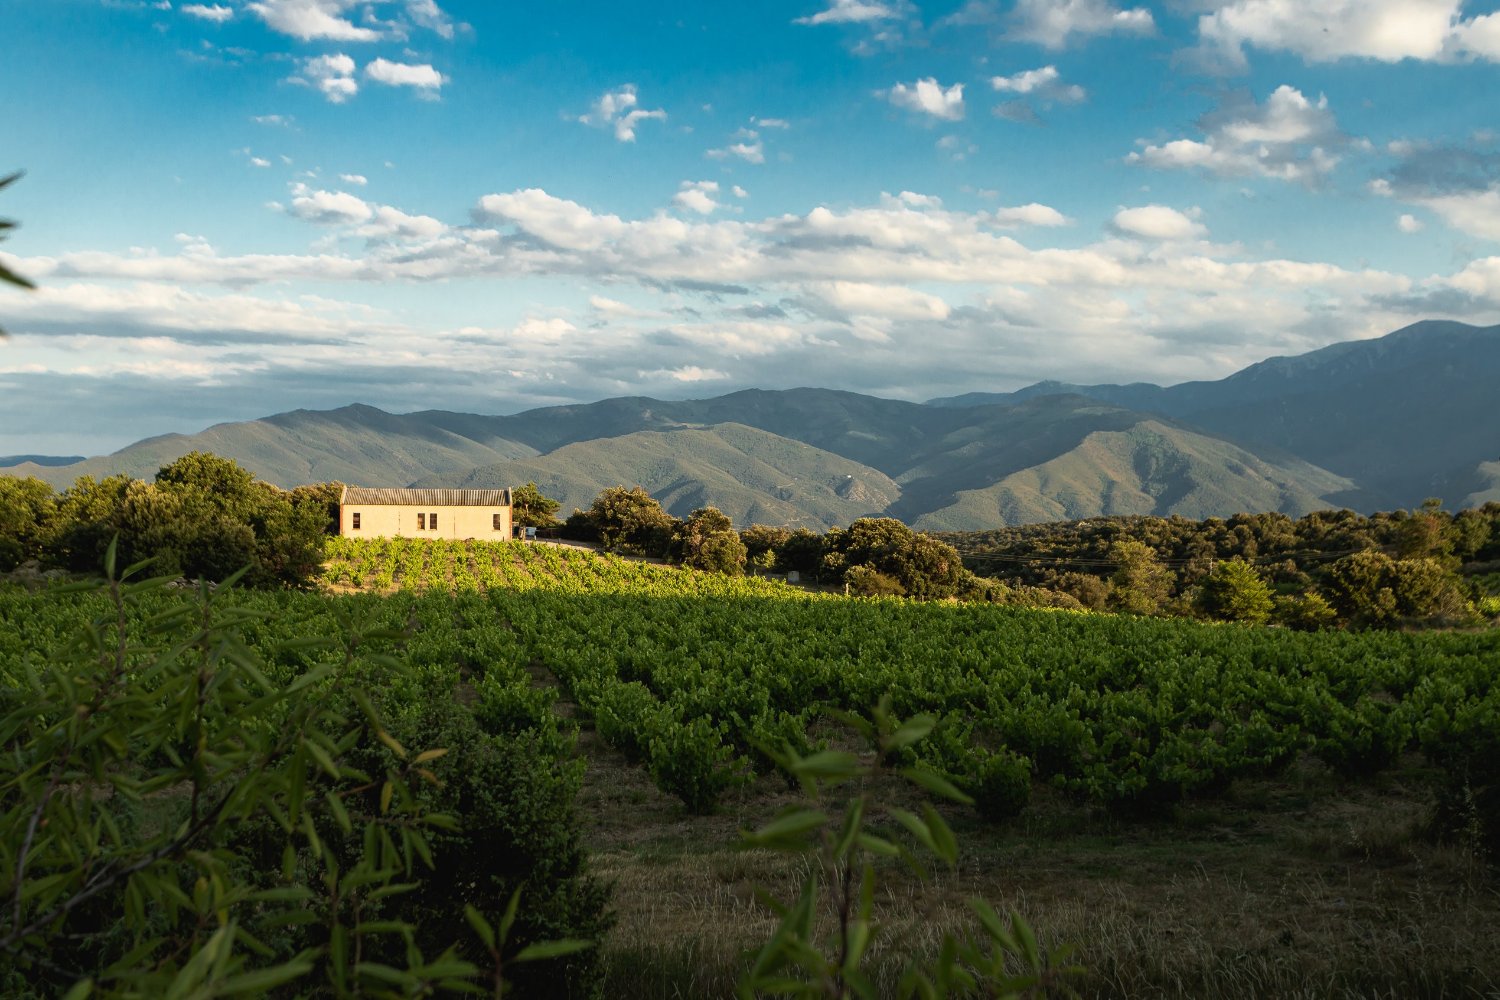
493,513,502,531
352,512,361,530
417,513,426,530
430,512,438,530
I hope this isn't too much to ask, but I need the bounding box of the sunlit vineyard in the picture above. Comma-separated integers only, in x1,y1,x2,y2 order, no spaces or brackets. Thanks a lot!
320,535,799,598
7,538,1495,831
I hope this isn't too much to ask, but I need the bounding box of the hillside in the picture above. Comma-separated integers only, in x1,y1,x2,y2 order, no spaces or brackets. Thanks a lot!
909,420,1352,530
927,320,1500,509
1,404,538,490
415,422,900,527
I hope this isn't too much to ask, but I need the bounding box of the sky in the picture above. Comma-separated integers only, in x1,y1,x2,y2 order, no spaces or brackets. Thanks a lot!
3,0,1500,455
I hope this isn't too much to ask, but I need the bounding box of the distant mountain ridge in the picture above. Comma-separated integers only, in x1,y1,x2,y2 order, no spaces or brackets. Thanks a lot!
3,320,1496,530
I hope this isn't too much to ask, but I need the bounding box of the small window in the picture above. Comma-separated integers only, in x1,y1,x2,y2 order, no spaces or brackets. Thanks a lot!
417,513,426,530
430,512,438,530
351,512,361,530
493,513,503,531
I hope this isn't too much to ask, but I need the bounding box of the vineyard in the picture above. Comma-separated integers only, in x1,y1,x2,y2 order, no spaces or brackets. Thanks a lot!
320,535,798,598
11,537,1493,828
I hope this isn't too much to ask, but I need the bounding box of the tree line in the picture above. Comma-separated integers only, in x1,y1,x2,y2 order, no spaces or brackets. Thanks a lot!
931,503,1500,629
0,453,338,587
5,455,1497,628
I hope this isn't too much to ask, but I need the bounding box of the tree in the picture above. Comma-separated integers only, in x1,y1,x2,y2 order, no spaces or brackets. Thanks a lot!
1395,498,1454,564
776,527,825,577
1107,539,1173,615
1322,549,1475,627
740,524,791,571
0,476,54,570
821,518,965,600
0,171,34,337
1196,558,1274,624
672,507,746,574
511,481,562,529
580,486,676,556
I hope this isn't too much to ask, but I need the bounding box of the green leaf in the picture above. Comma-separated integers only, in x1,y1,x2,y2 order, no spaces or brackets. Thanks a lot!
514,938,594,962
790,750,861,782
922,803,959,867
884,714,936,753
217,957,317,995
742,808,827,849
889,807,940,858
899,765,976,806
463,904,495,950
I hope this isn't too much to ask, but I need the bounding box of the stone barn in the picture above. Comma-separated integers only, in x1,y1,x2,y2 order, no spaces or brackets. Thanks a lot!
339,487,513,540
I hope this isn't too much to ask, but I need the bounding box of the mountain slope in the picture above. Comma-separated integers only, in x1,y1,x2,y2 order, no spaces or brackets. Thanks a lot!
415,422,900,529
911,420,1353,530
926,321,1500,509
2,404,538,489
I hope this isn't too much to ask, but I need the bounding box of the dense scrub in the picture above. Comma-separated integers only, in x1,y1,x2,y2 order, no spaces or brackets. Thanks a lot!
933,502,1500,628
0,568,608,997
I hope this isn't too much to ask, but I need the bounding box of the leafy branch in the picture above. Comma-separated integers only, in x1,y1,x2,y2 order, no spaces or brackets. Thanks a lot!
0,170,34,338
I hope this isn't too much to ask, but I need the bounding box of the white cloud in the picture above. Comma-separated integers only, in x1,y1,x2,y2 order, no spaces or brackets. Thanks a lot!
1397,189,1500,240
810,281,953,320
794,0,905,25
297,53,358,103
249,156,272,168
578,85,667,143
732,185,749,199
1111,205,1208,240
181,3,233,22
990,65,1086,101
246,0,382,42
752,117,791,129
639,365,731,382
1128,85,1345,184
358,205,446,240
1194,0,1461,70
364,58,446,96
993,203,1071,228
286,184,374,225
340,173,368,186
1398,213,1424,233
706,130,766,164
673,181,722,215
404,0,456,39
25,180,1500,430
252,114,293,127
882,78,965,121
1008,0,1155,49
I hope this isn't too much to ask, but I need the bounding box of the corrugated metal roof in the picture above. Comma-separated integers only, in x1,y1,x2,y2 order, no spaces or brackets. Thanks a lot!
341,487,512,506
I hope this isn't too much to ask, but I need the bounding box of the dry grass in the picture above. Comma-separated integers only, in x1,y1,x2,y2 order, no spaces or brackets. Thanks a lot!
573,728,1500,999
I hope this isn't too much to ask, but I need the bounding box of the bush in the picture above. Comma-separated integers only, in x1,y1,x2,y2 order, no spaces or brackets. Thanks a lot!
368,700,611,999
967,749,1033,823
844,564,906,597
1196,558,1273,623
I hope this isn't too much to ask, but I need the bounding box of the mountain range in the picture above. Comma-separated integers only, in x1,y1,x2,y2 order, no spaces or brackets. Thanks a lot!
4,320,1497,530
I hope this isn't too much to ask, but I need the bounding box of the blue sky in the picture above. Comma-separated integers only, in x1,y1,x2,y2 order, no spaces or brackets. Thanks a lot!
3,0,1500,454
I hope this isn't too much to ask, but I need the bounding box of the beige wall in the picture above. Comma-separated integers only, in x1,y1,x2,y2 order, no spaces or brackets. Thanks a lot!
341,505,512,540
